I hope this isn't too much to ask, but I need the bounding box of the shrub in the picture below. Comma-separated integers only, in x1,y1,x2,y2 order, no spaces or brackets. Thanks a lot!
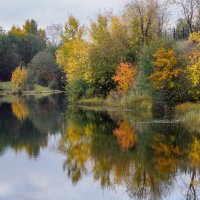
67,76,88,101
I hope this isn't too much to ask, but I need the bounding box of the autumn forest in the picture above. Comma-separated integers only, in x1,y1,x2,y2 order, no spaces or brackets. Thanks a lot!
0,0,200,110
2,0,200,199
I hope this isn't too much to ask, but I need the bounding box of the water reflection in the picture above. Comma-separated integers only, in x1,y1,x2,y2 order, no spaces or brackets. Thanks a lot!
113,120,137,150
59,107,200,200
0,96,200,199
0,94,66,158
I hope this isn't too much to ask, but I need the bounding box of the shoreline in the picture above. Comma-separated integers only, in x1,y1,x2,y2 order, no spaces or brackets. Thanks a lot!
0,90,63,96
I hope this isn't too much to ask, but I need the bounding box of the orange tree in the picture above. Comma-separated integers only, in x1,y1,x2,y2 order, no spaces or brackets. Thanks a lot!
113,62,137,94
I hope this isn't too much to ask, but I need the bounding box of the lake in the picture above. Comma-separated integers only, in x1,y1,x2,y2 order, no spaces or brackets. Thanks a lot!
0,94,199,200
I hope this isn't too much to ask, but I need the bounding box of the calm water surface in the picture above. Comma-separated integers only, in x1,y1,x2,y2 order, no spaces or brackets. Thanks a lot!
0,94,200,200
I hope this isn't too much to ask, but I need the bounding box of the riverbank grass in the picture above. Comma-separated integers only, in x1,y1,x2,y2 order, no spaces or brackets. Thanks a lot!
78,95,152,111
0,81,61,95
0,82,12,91
175,102,200,115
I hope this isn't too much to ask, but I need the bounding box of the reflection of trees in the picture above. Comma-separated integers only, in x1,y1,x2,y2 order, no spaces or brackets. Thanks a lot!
0,94,66,158
59,108,200,200
11,98,28,121
25,94,66,134
58,109,120,185
151,134,183,178
113,120,137,150
189,138,200,166
186,168,198,200
59,119,92,184
186,139,200,200
91,125,132,188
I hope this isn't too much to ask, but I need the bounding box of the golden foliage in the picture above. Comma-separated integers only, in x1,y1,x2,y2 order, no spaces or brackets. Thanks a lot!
187,32,200,87
15,145,37,158
11,66,28,90
150,48,181,90
56,40,89,82
113,62,137,93
189,138,200,166
11,100,28,121
113,120,137,150
189,31,200,46
151,134,183,177
58,120,92,184
10,26,25,37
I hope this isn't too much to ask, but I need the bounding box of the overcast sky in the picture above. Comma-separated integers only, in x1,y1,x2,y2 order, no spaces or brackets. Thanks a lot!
0,0,123,30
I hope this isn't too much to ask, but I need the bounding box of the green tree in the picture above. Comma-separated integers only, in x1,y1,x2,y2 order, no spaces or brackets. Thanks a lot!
28,46,66,89
88,14,128,97
0,30,20,81
9,19,47,65
23,19,38,34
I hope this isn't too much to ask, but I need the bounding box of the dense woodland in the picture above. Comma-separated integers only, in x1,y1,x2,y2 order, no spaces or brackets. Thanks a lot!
2,0,200,106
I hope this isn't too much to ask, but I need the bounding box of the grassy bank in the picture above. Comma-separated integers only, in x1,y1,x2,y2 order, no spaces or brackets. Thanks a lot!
77,96,200,114
0,82,62,95
175,102,200,132
77,95,152,111
175,102,200,114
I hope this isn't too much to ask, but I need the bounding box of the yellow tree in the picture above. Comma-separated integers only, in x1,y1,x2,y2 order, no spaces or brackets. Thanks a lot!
187,32,200,88
150,48,181,90
11,66,28,90
123,0,167,45
56,40,89,82
56,16,90,100
56,15,87,78
113,62,137,93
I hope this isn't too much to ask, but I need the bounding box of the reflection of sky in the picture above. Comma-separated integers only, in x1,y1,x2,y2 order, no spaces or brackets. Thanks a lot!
0,135,199,200
0,146,130,200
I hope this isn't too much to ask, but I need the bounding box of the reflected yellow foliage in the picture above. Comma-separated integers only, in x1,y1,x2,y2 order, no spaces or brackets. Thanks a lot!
85,124,93,137
151,134,183,177
58,109,200,199
11,100,28,121
15,143,45,158
59,120,93,184
113,120,137,150
189,138,200,166
15,145,34,157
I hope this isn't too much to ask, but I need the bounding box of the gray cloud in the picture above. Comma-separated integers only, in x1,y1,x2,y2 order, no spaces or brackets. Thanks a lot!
0,0,123,30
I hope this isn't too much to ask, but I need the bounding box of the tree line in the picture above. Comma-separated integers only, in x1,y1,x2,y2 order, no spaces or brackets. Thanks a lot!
2,0,200,106
0,19,65,90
